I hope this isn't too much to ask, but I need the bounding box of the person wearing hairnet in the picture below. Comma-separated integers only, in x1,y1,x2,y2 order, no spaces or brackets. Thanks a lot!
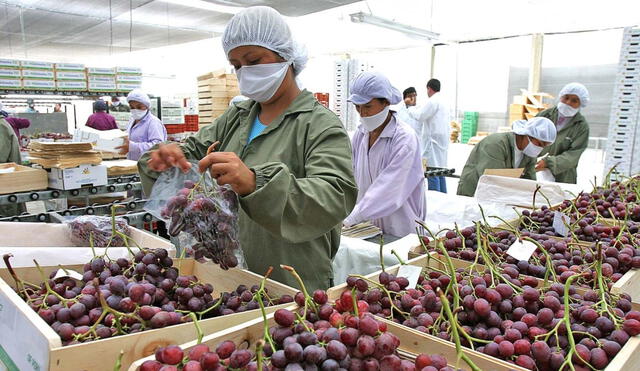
116,89,167,161
137,6,357,291
343,72,425,238
86,100,117,131
110,96,130,112
535,83,590,184
457,117,557,197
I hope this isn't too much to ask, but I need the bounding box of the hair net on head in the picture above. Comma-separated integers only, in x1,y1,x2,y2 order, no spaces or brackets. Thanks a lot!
222,6,308,76
512,117,557,143
126,89,151,108
348,71,402,105
559,82,589,107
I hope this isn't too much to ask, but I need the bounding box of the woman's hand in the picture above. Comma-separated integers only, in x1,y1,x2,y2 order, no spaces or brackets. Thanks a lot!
115,138,130,155
199,151,256,196
147,143,192,172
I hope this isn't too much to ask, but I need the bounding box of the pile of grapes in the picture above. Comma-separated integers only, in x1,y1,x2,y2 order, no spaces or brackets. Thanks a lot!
567,182,640,221
68,215,130,247
332,263,640,370
4,249,292,346
140,302,462,371
162,179,241,270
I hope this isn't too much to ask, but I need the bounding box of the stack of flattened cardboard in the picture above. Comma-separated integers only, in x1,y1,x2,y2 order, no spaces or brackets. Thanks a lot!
508,90,554,124
197,71,239,128
28,142,101,169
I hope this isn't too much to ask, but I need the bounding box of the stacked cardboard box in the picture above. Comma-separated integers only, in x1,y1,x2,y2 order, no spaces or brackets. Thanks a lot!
20,60,56,90
115,66,142,92
197,72,239,127
87,67,116,93
55,63,87,91
508,90,553,124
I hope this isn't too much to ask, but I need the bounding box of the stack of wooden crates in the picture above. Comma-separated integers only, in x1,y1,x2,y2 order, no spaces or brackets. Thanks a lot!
508,90,553,125
197,72,240,129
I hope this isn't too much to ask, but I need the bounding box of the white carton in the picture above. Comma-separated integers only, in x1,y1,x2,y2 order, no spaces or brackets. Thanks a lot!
116,74,142,82
21,60,54,70
0,68,20,79
0,78,22,89
88,81,116,92
55,70,86,80
22,79,56,90
86,67,115,75
163,116,184,124
116,82,142,92
73,127,127,153
88,75,116,83
0,59,20,68
55,80,87,91
54,63,85,71
47,164,108,190
21,69,55,79
115,66,142,74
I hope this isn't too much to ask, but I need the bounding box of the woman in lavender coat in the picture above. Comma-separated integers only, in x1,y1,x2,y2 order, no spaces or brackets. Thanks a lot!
116,89,167,161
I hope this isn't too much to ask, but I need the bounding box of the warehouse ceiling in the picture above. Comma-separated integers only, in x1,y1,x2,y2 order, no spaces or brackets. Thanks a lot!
0,0,361,60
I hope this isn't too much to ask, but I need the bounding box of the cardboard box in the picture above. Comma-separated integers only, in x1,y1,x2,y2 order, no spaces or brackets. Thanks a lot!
47,164,108,190
0,68,21,79
162,116,184,124
86,67,115,75
21,69,55,79
88,75,116,83
0,78,22,89
22,79,56,90
73,127,127,153
54,63,85,71
116,74,142,82
55,80,87,91
55,70,86,81
0,163,48,195
20,60,54,70
115,66,142,75
116,82,142,92
88,81,116,92
0,59,20,69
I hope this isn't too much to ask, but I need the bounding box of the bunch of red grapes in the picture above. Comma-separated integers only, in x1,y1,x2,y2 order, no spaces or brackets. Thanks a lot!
162,179,241,270
569,183,640,221
332,267,640,370
68,215,130,247
8,249,292,346
140,294,462,371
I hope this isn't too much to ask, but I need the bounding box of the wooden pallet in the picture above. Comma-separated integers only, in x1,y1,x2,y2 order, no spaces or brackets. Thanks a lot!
129,305,526,371
0,259,297,371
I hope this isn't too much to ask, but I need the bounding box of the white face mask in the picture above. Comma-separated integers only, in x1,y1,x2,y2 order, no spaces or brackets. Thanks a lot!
236,61,291,103
131,109,148,120
359,106,390,132
523,139,543,158
112,101,121,106
557,102,579,117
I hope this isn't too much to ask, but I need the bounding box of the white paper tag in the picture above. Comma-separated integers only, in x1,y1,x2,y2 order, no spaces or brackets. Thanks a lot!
25,201,46,215
506,240,538,261
553,211,570,237
53,268,84,281
396,264,423,289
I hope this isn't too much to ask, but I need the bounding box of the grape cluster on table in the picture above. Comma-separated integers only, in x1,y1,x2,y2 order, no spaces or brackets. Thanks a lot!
163,179,241,270
11,249,292,345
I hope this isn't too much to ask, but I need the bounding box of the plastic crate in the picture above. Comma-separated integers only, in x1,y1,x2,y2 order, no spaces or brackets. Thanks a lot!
463,111,479,120
184,114,199,131
164,123,185,134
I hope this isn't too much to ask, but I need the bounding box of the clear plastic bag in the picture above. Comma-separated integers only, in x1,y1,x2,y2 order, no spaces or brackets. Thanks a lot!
144,163,245,270
67,215,130,247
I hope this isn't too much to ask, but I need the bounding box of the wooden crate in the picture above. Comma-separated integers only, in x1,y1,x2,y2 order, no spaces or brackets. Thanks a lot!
0,259,297,371
128,305,525,371
0,163,48,195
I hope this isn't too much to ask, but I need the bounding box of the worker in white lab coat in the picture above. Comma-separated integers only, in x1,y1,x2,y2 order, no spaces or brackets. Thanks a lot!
409,78,449,193
396,87,421,135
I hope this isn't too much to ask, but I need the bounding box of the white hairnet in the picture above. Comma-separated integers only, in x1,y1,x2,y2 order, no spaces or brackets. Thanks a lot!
559,82,589,107
222,6,308,76
512,117,557,143
348,71,402,105
126,89,151,108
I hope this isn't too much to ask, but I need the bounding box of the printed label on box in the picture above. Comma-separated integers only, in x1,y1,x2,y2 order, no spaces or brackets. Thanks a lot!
55,71,86,80
56,80,87,90
54,63,85,71
87,67,115,75
0,69,21,78
21,60,54,69
22,80,56,89
21,70,54,79
116,74,142,82
0,78,22,89
0,59,20,68
116,83,142,92
116,66,142,74
88,82,116,91
88,75,116,83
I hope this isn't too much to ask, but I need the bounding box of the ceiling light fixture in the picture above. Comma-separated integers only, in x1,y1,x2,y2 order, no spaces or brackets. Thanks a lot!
156,0,242,15
349,12,439,41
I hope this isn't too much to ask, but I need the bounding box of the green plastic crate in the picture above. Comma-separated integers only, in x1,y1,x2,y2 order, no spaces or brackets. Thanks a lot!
463,111,479,120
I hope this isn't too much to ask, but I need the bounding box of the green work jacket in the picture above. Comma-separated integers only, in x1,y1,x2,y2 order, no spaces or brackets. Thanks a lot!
139,90,357,291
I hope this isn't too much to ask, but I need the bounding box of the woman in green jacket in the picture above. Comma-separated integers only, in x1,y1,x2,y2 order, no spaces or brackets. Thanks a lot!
0,118,21,218
535,83,590,184
138,6,357,291
457,117,556,197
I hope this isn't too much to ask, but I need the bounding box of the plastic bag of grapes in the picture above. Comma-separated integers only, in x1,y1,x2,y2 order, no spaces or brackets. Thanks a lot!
67,215,130,247
144,163,246,270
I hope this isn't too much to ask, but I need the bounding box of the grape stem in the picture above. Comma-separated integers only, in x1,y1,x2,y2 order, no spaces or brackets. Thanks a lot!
280,265,318,314
379,239,385,272
256,339,265,371
558,273,592,371
351,287,359,317
347,274,409,319
113,350,124,371
390,249,405,265
437,288,482,371
3,254,28,299
255,267,276,352
188,312,203,344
